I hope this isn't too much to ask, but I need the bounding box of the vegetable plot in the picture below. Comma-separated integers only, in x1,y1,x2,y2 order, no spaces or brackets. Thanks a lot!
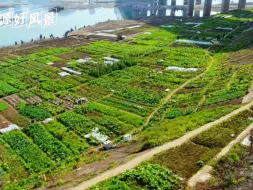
23,124,73,163
3,131,53,173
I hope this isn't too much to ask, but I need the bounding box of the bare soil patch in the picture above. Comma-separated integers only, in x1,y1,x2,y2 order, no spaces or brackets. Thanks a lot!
38,38,93,48
119,29,144,36
228,48,253,65
176,88,202,94
56,98,74,110
204,98,242,109
56,52,91,64
0,115,11,129
51,62,66,68
1,102,19,120
26,96,42,105
12,47,44,56
3,95,25,108
69,20,145,37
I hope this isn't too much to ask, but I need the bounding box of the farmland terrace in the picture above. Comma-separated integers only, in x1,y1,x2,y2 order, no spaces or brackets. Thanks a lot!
0,9,253,190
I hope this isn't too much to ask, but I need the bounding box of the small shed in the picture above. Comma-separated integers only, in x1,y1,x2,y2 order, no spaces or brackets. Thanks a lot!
0,124,20,134
84,128,109,144
103,140,115,150
123,134,132,142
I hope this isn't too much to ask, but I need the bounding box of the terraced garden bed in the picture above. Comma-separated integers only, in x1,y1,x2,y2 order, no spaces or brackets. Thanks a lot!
0,9,252,190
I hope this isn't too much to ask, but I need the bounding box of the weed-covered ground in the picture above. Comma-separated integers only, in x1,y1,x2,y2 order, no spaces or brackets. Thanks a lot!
0,9,253,190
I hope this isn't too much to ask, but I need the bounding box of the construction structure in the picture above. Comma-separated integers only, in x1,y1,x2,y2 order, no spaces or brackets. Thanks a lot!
118,0,250,19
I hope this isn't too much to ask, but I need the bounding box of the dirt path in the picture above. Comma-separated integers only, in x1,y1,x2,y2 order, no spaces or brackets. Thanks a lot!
243,84,253,104
187,121,253,190
144,55,213,126
70,100,253,190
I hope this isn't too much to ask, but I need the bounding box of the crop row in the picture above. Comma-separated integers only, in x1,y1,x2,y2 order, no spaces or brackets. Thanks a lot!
2,131,53,173
76,102,143,127
23,124,73,163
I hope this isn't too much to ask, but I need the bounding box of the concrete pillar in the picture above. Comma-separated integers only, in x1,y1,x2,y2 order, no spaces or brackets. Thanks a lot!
187,0,195,17
171,9,175,16
221,0,230,13
203,0,212,17
238,0,246,9
150,10,156,16
141,10,148,17
194,9,200,17
158,0,167,16
170,0,176,17
158,9,166,16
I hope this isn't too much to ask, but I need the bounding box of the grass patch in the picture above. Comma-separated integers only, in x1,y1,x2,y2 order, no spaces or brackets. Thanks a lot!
0,101,8,112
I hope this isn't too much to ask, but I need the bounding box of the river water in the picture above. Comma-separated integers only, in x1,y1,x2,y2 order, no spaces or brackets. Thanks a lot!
0,0,251,47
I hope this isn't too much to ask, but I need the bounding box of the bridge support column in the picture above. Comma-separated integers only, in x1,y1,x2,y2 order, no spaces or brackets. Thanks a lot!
203,0,212,17
195,0,201,5
238,0,246,9
158,9,166,16
221,0,230,13
187,0,195,17
171,9,175,16
194,9,200,17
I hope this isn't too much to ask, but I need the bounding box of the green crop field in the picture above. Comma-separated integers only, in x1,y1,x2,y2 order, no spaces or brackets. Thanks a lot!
0,9,253,190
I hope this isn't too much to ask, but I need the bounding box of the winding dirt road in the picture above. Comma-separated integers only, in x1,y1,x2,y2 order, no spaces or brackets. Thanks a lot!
70,100,253,190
